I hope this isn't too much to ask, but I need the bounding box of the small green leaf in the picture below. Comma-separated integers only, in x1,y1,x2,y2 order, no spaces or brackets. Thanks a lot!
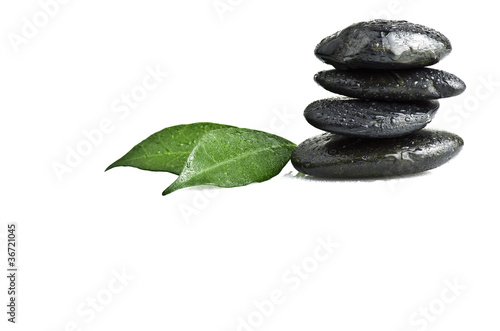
162,128,296,195
105,122,235,174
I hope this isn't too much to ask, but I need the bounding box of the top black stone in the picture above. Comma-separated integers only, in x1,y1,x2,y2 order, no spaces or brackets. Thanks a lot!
315,20,452,70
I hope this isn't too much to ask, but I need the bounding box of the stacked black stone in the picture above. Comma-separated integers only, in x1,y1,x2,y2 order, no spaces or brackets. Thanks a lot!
292,20,466,178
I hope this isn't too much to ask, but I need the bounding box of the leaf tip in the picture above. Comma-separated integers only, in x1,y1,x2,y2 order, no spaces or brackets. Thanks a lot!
104,162,118,172
162,181,182,196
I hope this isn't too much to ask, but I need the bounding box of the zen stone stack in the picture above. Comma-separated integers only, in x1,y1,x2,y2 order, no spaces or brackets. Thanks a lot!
292,20,465,178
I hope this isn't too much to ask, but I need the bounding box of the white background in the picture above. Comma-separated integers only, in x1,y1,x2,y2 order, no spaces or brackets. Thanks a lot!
1,0,499,330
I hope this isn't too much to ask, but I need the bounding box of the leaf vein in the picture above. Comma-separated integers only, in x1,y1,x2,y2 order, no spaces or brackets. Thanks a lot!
184,143,295,182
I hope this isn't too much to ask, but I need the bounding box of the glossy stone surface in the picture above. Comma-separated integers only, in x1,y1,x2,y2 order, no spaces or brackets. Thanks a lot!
291,130,463,178
304,98,439,138
315,20,451,70
314,68,465,101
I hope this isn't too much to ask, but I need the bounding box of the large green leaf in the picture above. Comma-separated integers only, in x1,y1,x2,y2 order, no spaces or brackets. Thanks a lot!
105,122,235,174
162,128,296,195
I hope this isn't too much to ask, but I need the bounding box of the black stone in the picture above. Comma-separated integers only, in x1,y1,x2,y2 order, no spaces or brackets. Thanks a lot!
304,98,440,138
314,68,466,101
315,20,452,70
291,130,463,178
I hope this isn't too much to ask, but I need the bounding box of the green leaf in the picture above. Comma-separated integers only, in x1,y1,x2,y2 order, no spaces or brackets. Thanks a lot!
105,122,235,174
162,128,296,195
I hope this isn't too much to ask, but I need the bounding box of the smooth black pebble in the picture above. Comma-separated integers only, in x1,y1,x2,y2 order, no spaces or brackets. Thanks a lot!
304,98,440,138
315,20,451,70
291,130,463,178
314,68,466,101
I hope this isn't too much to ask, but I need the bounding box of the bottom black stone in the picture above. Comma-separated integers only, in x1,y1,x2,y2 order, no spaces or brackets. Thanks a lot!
291,130,463,178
